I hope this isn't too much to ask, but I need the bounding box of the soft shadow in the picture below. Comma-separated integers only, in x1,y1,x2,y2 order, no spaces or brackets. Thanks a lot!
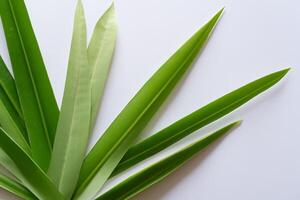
131,133,231,200
0,188,22,200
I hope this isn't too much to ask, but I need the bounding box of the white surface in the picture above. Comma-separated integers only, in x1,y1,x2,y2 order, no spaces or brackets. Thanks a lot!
0,0,299,199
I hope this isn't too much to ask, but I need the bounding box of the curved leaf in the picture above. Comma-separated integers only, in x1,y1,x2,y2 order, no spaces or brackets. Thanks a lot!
75,8,224,200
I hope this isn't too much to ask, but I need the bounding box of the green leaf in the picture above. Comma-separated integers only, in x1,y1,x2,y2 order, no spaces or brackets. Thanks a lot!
0,0,59,169
0,56,22,118
0,57,30,153
88,3,117,128
0,172,36,200
48,1,91,198
75,8,224,200
0,128,64,200
111,68,290,176
97,121,241,200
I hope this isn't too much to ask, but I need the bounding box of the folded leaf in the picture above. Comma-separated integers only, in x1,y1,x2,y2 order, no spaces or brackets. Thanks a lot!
75,8,224,200
0,172,36,200
88,3,117,128
0,0,59,169
111,68,290,176
0,56,22,118
48,1,91,198
97,121,241,200
0,128,64,200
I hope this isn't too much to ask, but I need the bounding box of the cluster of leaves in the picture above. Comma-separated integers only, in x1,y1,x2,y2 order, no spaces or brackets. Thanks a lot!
0,0,289,200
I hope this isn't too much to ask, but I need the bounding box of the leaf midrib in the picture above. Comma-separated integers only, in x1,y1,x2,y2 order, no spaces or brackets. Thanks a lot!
56,19,88,190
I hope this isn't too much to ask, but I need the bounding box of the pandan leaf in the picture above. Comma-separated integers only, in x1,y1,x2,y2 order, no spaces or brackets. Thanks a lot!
0,128,64,200
48,1,91,198
0,0,59,170
88,3,117,128
0,172,36,200
0,56,22,118
111,68,289,176
75,8,224,200
97,121,241,200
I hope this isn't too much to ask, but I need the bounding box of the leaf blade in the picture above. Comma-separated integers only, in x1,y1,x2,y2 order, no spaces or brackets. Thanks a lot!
88,3,117,128
48,1,91,198
75,8,224,200
97,121,241,200
0,0,59,169
111,68,289,176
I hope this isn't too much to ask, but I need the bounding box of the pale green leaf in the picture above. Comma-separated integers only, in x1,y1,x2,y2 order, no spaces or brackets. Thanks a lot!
48,1,91,198
88,3,117,128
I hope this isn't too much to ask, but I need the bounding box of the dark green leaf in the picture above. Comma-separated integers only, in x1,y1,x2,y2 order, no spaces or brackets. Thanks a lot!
0,0,59,170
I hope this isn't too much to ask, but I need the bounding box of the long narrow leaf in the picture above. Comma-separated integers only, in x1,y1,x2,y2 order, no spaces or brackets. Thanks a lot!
97,121,241,200
0,172,36,200
75,8,224,200
0,128,64,200
0,56,22,118
88,3,117,128
0,0,59,169
111,68,289,176
48,1,91,198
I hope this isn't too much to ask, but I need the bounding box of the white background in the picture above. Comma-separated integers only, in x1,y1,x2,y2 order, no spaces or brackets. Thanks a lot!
0,0,299,199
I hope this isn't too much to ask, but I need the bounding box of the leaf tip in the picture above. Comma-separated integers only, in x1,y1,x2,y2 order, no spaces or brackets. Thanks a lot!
234,120,243,126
